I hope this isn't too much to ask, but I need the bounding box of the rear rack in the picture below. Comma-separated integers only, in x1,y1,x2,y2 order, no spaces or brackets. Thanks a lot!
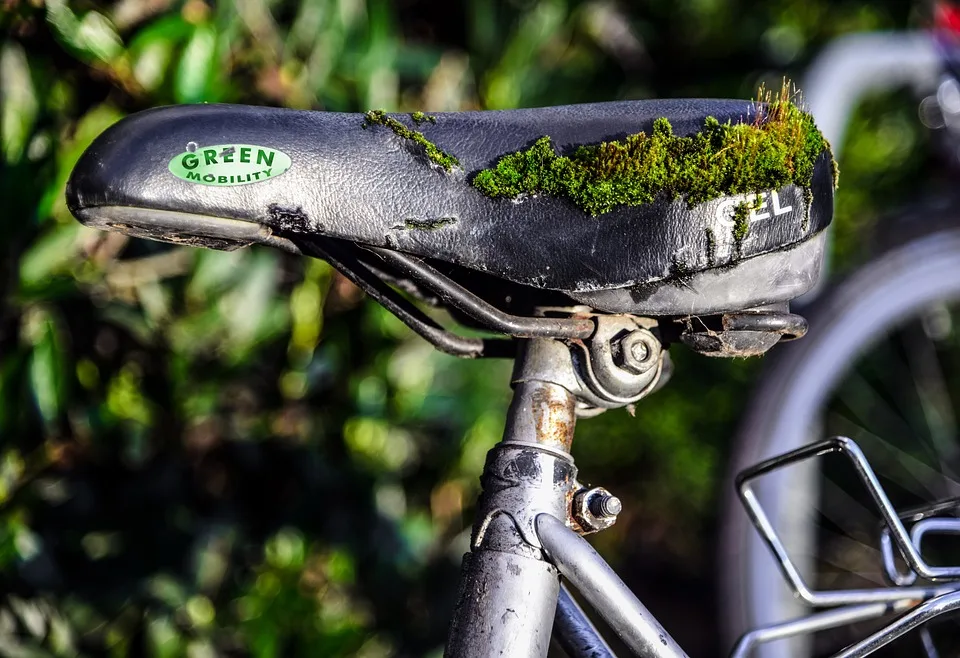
734,436,960,657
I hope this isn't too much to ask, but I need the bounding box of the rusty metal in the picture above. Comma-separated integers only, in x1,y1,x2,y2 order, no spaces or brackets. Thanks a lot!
502,381,578,452
572,487,621,534
678,306,807,357
446,335,674,657
444,406,579,655
511,320,666,413
365,246,596,338
512,338,610,412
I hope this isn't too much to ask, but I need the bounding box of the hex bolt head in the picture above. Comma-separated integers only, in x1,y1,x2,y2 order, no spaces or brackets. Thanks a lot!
618,330,659,374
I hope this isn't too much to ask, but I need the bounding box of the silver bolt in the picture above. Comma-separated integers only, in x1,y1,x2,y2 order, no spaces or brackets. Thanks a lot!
629,341,649,363
589,492,622,519
618,330,658,374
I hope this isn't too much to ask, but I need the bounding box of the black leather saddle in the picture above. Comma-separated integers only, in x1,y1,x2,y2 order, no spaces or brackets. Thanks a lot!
67,100,834,327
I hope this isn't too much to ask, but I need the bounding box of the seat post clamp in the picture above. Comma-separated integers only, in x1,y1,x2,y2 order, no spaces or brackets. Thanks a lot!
511,317,667,413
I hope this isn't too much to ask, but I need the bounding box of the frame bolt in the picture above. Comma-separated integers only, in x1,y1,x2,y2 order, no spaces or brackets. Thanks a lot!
589,492,622,518
573,486,621,533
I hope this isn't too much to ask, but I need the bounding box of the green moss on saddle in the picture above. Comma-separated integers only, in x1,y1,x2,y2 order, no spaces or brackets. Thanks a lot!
362,110,458,171
411,111,436,125
732,200,753,241
471,85,837,216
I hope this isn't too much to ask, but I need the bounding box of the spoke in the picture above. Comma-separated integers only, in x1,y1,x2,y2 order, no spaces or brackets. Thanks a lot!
813,526,889,589
901,318,960,494
833,369,923,464
829,414,960,500
819,470,883,529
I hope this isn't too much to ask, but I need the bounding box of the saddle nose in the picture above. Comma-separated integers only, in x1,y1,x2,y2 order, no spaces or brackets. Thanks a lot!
65,105,304,250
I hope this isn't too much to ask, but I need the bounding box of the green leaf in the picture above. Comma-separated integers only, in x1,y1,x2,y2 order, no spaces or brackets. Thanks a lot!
175,25,217,103
219,249,287,359
19,223,81,292
129,13,194,49
46,0,123,64
128,15,194,92
25,309,67,425
188,249,244,298
105,364,153,426
74,11,124,62
482,0,567,109
1,42,38,164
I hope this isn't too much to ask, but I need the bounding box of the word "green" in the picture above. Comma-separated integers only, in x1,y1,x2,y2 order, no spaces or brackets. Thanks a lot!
168,144,292,187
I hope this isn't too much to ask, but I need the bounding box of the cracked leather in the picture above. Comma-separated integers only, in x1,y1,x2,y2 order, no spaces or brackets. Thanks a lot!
67,100,833,293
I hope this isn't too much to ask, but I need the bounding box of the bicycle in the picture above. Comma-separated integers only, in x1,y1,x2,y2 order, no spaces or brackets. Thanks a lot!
64,85,953,657
724,26,960,658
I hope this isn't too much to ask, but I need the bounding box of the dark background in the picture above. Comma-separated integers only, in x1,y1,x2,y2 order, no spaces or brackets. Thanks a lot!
0,0,944,655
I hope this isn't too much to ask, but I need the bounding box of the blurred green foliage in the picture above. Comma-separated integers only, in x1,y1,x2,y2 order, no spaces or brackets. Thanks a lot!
0,0,943,656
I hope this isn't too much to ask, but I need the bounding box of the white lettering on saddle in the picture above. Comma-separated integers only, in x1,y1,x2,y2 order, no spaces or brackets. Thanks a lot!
715,190,794,227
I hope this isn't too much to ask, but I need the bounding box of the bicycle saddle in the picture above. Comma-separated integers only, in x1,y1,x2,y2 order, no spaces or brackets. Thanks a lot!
67,99,835,316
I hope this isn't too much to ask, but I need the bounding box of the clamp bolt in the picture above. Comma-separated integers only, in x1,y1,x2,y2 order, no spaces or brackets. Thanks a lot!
618,330,659,374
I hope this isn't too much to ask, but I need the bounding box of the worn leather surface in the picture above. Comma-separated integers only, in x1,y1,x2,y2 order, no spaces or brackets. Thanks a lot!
67,101,834,293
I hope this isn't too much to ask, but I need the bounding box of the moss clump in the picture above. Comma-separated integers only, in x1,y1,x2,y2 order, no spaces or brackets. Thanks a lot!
732,200,752,242
362,110,459,171
411,111,436,125
471,83,836,216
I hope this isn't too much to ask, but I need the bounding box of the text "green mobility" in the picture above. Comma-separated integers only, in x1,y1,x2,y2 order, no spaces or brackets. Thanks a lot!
168,144,292,186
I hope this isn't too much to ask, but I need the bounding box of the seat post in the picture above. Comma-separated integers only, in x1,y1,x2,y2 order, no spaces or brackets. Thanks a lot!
443,338,580,658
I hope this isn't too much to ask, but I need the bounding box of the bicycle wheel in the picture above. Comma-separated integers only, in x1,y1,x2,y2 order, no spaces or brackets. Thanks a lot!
721,226,960,657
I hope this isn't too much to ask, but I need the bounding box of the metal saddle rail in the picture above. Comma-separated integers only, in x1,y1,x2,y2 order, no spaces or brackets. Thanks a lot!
307,229,960,657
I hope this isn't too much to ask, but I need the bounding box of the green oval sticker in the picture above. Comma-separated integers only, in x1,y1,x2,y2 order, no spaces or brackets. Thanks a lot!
168,144,291,186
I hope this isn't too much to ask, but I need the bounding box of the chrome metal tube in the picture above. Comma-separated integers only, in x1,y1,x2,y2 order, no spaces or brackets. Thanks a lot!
730,600,915,658
444,354,580,658
366,247,596,339
536,513,689,658
832,590,960,658
737,436,960,607
553,584,617,658
503,380,578,453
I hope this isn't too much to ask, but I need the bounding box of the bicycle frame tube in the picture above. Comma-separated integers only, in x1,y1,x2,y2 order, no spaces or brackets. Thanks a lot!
537,514,689,658
445,336,688,658
553,584,616,658
444,340,580,658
